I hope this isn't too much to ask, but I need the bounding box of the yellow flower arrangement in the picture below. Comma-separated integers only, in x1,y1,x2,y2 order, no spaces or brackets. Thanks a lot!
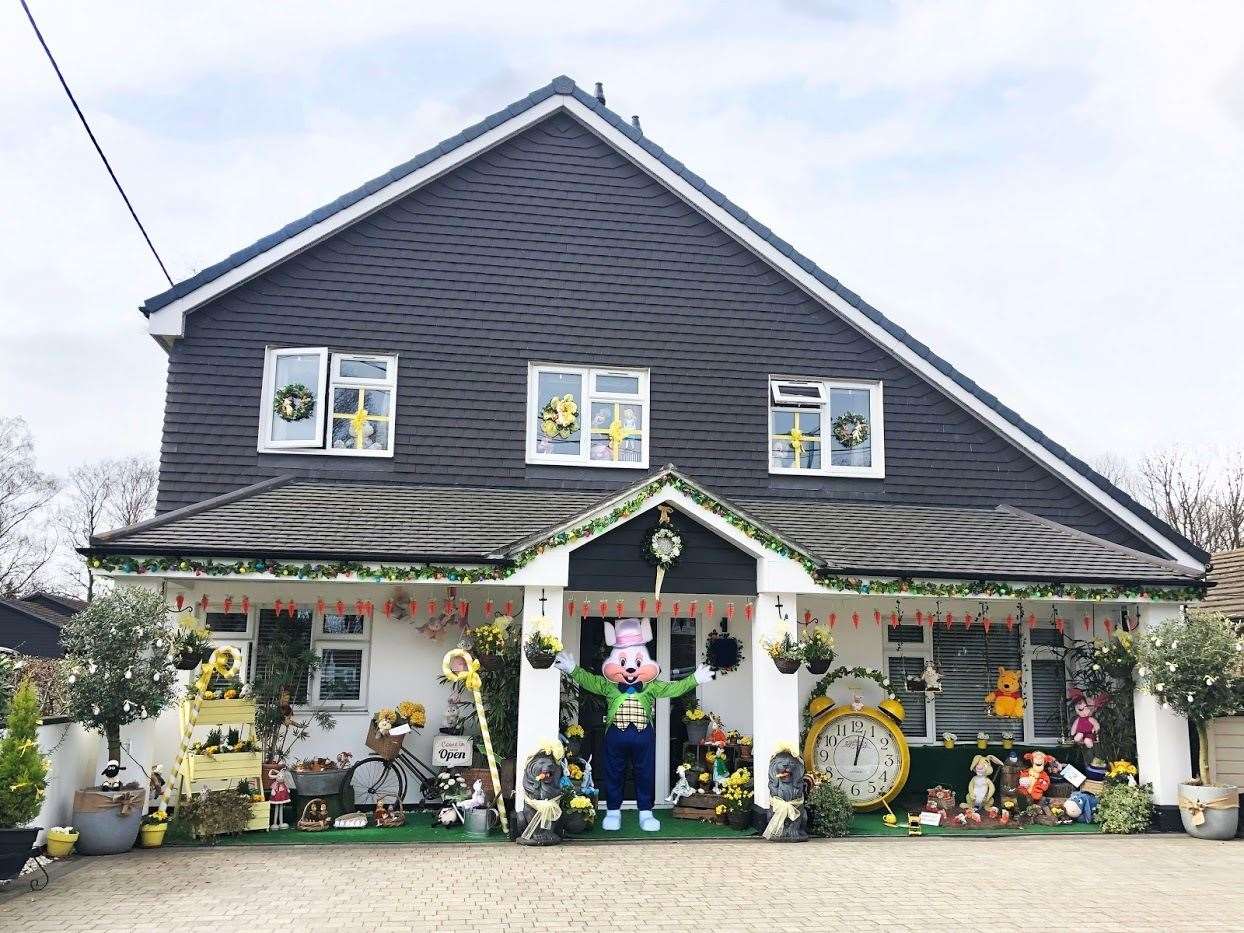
566,723,585,739
1107,760,1138,779
697,772,709,784
469,617,510,656
540,393,580,439
715,804,726,816
526,631,563,654
738,735,752,747
684,707,707,722
376,707,397,724
554,395,578,426
569,795,594,811
725,767,751,788
568,763,584,781
141,810,169,826
397,701,426,727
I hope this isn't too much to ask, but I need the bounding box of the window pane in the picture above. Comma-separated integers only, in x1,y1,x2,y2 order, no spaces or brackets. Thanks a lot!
534,371,583,457
270,353,322,442
205,612,248,634
1030,628,1064,648
338,357,388,380
363,389,390,416
1031,658,1068,739
256,608,313,704
330,387,389,451
595,372,640,395
590,401,644,463
770,410,820,469
772,381,824,404
322,613,365,635
886,624,924,644
319,648,363,702
887,656,929,738
829,387,872,468
931,627,1021,737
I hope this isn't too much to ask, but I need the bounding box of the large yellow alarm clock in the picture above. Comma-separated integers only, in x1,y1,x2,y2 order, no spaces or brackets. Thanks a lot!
802,695,911,811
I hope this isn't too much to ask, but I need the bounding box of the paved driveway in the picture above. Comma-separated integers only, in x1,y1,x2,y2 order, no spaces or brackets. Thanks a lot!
2,835,1241,931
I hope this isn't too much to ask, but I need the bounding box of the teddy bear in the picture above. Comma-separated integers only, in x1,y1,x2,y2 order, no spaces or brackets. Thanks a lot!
985,667,1025,718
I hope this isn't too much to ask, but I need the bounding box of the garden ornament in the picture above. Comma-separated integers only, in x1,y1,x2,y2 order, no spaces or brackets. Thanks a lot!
666,763,696,804
555,618,714,832
1018,750,1057,803
763,749,808,842
1068,688,1106,748
966,754,1003,810
267,766,292,830
516,746,565,846
100,759,126,791
579,754,595,796
986,667,1025,718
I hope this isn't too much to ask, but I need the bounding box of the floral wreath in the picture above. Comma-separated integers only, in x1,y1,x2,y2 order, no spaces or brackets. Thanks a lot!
642,525,684,570
273,383,315,423
704,628,744,674
832,412,869,448
539,393,580,440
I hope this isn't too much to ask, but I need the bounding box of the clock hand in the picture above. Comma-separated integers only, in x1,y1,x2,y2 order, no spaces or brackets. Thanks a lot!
853,735,863,766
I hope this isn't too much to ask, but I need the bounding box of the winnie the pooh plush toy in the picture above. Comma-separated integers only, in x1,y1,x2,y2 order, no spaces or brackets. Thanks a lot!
985,667,1024,718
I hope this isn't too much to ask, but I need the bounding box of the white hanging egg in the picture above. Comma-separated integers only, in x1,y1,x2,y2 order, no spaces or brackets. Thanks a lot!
124,669,133,680
88,663,97,674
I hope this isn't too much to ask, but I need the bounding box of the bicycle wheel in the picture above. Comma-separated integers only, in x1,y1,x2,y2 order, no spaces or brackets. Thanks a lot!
342,756,406,811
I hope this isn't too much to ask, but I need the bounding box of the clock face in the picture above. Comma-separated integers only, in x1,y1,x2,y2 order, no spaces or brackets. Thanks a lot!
808,711,906,808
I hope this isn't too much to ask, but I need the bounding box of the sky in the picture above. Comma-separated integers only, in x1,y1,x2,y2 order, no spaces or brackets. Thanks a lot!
2,1,1243,480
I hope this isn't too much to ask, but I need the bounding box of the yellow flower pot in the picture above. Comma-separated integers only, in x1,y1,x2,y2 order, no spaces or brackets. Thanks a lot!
1002,737,1014,750
138,823,168,848
977,740,988,750
942,738,955,749
46,830,79,858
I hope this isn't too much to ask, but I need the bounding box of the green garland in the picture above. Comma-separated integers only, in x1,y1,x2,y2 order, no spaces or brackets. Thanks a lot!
272,383,315,422
87,474,1203,602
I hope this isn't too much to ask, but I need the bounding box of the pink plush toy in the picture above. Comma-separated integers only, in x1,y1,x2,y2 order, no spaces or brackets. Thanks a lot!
1068,689,1105,748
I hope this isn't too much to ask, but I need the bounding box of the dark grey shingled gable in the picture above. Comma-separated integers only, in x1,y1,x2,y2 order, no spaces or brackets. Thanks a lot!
146,76,1200,564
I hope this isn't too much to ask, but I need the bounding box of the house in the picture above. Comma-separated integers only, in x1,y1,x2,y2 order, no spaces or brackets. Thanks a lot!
1201,548,1244,622
84,76,1204,825
0,592,79,657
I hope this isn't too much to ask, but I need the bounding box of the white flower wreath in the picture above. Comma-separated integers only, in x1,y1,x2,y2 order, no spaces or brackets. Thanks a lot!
644,526,684,568
831,411,870,448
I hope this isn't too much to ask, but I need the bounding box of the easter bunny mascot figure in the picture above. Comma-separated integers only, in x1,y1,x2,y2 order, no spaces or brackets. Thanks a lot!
555,617,715,832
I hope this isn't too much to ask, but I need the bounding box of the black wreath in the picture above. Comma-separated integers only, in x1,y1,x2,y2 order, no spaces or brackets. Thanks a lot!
641,525,684,570
273,383,315,423
704,628,744,675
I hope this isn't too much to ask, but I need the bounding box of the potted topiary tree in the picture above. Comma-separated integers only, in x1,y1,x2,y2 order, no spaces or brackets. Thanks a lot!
0,680,50,881
1136,609,1243,840
62,587,179,855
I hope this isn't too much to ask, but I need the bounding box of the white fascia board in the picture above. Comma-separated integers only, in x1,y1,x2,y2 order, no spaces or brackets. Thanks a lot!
554,97,1203,571
146,95,568,338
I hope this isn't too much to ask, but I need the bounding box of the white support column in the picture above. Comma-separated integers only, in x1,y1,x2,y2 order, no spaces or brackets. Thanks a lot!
1133,602,1192,806
751,590,800,808
514,584,564,811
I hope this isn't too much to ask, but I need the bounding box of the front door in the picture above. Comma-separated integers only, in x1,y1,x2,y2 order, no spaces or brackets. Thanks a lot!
576,616,700,807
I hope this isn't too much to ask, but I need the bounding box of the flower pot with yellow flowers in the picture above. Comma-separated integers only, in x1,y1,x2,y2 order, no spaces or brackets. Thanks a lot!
800,628,835,675
138,811,169,848
763,633,802,675
722,768,754,830
524,629,562,670
561,794,596,833
565,723,586,756
467,615,511,671
684,707,710,745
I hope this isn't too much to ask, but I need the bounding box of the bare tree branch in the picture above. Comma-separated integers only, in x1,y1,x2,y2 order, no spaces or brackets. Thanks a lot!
0,416,58,597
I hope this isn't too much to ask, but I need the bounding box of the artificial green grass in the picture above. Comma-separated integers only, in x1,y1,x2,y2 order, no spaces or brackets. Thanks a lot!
848,810,1100,837
572,809,748,841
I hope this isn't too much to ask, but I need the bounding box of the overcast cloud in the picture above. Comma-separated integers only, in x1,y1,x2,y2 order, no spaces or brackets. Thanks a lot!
2,1,1242,478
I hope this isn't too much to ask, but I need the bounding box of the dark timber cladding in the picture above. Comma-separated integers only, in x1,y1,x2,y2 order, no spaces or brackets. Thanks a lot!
568,508,756,596
162,109,1157,557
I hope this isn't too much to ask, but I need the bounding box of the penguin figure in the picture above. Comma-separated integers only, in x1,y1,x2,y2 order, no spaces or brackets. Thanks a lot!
100,759,126,790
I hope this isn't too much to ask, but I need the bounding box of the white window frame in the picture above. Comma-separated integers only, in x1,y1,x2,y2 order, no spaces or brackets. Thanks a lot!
257,347,397,457
526,363,650,469
1022,627,1069,745
883,625,936,744
771,379,826,406
199,605,256,681
768,375,885,479
311,643,370,708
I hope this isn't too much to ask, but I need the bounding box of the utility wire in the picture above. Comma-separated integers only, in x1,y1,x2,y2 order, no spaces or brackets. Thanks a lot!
19,0,175,287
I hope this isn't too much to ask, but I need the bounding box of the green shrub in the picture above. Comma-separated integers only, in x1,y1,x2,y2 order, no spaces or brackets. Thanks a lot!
176,790,254,843
1096,781,1154,834
805,774,853,837
0,680,49,828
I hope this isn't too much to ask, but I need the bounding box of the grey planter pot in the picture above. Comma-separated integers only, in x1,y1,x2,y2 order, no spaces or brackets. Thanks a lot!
72,788,146,855
685,720,709,744
290,768,346,799
0,827,39,880
1179,783,1240,840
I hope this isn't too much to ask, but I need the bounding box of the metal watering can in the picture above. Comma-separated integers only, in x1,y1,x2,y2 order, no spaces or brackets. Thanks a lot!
463,807,499,837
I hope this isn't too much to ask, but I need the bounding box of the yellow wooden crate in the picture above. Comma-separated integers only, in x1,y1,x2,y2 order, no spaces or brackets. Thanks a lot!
246,800,270,831
185,751,263,786
185,698,257,725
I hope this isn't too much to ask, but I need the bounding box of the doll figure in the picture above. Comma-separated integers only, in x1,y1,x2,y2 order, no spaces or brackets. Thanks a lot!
1017,750,1057,803
580,755,596,796
966,754,1002,810
711,749,731,795
555,618,715,831
1069,690,1105,748
667,763,696,804
267,766,292,830
100,759,126,791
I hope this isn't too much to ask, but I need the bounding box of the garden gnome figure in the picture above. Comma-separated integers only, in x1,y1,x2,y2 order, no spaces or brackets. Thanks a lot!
555,618,715,832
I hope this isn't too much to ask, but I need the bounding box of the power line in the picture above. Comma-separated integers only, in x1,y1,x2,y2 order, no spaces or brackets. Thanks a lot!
19,0,174,287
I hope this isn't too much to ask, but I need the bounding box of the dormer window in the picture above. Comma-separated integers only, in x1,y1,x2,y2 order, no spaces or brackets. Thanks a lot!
259,347,397,456
526,363,649,468
769,376,884,478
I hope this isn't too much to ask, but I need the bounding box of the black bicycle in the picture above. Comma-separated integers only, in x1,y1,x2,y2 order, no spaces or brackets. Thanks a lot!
340,730,441,811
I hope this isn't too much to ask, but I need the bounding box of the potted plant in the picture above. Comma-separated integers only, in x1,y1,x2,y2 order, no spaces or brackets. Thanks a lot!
1136,610,1243,839
170,627,213,671
45,826,78,859
466,615,511,671
561,793,596,833
722,768,753,830
800,628,835,675
565,723,585,756
0,680,50,881
175,788,254,844
524,628,562,669
1096,767,1154,834
138,810,169,848
805,770,854,837
942,732,957,749
684,706,710,744
62,587,178,855
737,734,753,761
763,632,801,674
976,732,989,750
250,625,336,791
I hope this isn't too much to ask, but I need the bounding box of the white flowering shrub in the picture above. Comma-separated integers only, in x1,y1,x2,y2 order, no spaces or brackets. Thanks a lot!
1135,609,1244,782
62,587,179,765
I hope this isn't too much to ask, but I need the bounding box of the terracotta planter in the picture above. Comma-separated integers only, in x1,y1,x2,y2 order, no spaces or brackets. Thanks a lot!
0,828,38,881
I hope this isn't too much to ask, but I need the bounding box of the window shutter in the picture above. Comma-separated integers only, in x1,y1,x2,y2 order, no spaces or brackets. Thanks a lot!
886,655,929,738
256,608,313,704
931,627,1021,737
1030,658,1069,740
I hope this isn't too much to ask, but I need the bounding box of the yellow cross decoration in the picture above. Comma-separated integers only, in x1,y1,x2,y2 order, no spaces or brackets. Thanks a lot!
591,401,642,461
333,388,390,449
771,412,818,469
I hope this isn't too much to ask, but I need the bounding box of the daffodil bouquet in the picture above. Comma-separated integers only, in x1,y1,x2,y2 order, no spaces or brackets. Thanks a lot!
467,616,511,657
684,706,707,722
763,632,800,662
565,723,585,739
721,782,753,813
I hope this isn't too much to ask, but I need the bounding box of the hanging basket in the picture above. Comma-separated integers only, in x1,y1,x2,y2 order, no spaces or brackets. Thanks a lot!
772,657,801,675
805,659,832,675
476,654,504,672
526,650,556,670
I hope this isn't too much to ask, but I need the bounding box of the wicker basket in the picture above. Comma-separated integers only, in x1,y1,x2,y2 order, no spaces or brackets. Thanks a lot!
773,656,801,675
296,798,330,832
373,795,407,828
366,722,407,760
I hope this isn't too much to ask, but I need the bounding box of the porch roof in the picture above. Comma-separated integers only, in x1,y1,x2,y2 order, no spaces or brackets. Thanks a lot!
86,472,1201,587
